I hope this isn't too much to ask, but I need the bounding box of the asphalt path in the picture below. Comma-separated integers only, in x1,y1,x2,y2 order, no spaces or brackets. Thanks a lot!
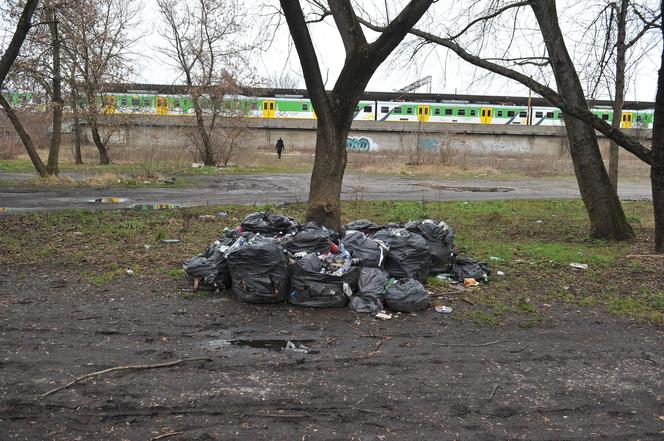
0,173,653,212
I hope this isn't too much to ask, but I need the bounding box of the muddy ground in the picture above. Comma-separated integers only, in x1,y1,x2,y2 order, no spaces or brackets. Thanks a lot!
1,264,663,440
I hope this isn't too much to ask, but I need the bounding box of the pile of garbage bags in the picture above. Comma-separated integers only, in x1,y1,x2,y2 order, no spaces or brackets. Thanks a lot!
183,212,490,315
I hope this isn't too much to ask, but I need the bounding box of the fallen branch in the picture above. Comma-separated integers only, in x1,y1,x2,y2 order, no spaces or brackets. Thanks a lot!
488,384,499,402
509,344,529,353
41,357,212,398
151,432,183,441
432,339,507,347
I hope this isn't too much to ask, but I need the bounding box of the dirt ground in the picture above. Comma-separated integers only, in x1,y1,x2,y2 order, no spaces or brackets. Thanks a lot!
1,263,663,441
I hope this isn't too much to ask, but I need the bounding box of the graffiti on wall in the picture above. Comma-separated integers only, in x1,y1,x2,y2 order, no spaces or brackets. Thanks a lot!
346,136,379,152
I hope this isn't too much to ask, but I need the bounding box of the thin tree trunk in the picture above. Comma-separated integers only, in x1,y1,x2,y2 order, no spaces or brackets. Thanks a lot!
72,88,83,164
0,94,46,177
192,98,214,166
651,1,664,252
86,91,111,165
531,0,634,240
609,0,628,192
46,4,62,175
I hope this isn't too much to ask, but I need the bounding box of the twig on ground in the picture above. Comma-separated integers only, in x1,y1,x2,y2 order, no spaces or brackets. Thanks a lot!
150,432,183,441
41,357,212,398
432,339,507,347
488,384,499,402
626,254,664,258
509,344,529,353
461,297,475,305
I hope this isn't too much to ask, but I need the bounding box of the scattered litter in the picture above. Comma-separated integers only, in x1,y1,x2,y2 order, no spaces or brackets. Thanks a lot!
198,215,216,220
72,231,83,236
285,341,315,354
464,278,479,287
217,211,229,218
125,269,134,276
163,177,177,184
144,244,151,250
435,305,453,314
161,239,180,244
436,273,455,282
452,257,490,283
569,263,588,270
375,311,393,320
536,220,543,224
191,162,203,168
496,270,505,276
489,256,503,262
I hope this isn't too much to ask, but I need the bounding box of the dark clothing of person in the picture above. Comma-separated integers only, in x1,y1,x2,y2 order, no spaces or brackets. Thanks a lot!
275,139,285,159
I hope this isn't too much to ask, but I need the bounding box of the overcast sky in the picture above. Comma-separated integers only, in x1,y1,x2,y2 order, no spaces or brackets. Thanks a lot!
5,0,658,101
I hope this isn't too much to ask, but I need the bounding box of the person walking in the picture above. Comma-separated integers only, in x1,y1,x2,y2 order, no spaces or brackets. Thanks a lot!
275,138,285,159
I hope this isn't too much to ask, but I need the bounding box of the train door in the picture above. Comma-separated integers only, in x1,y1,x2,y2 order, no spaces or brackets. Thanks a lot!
480,107,493,124
102,96,116,114
621,112,633,129
417,105,430,122
156,96,168,115
262,100,276,118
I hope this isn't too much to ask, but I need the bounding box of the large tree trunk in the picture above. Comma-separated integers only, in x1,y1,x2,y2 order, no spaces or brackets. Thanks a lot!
651,1,664,252
0,95,46,177
609,0,628,192
46,4,62,176
306,108,354,231
531,0,634,240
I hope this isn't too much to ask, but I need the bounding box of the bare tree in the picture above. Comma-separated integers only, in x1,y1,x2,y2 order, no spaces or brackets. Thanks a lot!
62,0,140,165
359,0,659,240
583,0,661,191
157,0,251,166
280,0,433,230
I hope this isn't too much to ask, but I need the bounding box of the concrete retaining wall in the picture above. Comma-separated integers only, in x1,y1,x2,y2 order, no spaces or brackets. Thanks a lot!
77,115,652,159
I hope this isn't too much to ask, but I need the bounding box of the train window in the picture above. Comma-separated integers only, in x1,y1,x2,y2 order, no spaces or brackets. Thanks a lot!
546,112,553,118
132,98,140,106
251,103,258,110
120,97,127,106
602,114,609,120
497,111,503,117
406,107,413,114
470,109,476,116
535,111,543,118
381,106,389,113
434,109,440,115
444,108,452,115
507,111,515,117
637,116,643,122
394,107,401,114
356,106,360,111
302,103,308,111
364,105,372,112
519,111,527,117
173,100,180,108
458,109,465,116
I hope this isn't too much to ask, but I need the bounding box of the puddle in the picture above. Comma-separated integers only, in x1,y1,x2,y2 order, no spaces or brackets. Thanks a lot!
205,338,319,354
88,197,129,204
415,184,513,193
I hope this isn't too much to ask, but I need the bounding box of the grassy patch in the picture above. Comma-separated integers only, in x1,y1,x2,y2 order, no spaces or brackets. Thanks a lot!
1,199,661,325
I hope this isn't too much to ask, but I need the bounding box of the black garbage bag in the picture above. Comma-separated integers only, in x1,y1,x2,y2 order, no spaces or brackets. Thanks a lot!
289,254,360,308
341,230,388,268
183,241,231,290
349,268,389,314
281,226,338,255
451,257,490,282
241,212,298,236
344,219,382,235
226,238,290,303
405,219,455,273
384,278,430,312
372,228,431,282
